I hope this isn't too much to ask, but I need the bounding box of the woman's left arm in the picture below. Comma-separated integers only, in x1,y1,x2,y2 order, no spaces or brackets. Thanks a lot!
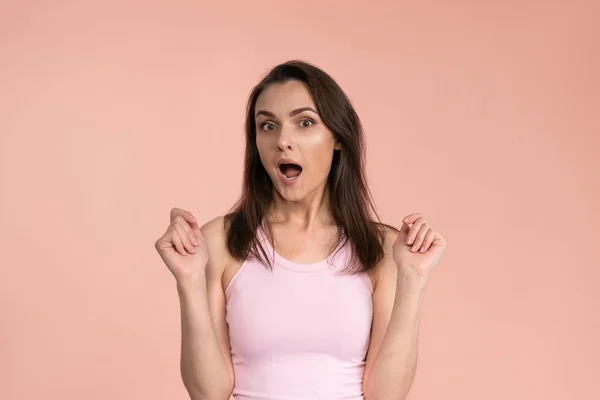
363,213,447,400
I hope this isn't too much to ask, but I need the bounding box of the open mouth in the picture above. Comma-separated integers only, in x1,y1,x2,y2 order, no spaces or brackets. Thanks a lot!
278,163,303,181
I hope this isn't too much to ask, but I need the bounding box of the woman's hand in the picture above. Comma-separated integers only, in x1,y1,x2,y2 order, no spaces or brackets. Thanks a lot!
154,208,208,281
392,213,447,279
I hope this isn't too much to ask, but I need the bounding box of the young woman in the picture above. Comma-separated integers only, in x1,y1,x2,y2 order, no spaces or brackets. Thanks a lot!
155,60,447,399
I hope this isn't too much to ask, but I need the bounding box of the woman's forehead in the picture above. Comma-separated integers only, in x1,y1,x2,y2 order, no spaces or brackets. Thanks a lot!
255,80,316,112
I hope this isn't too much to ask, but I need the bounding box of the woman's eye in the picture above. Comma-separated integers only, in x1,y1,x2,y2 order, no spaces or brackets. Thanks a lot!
300,119,314,128
261,122,276,131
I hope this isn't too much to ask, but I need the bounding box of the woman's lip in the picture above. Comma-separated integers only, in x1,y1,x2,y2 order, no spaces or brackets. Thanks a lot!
277,168,301,186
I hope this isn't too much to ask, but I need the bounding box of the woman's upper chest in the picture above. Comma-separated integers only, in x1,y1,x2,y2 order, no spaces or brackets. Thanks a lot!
221,224,377,293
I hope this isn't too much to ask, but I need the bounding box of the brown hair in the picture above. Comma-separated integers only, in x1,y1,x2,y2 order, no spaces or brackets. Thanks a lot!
224,60,396,274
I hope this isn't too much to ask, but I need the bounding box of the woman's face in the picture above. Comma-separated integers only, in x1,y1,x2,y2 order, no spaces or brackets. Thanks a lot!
254,80,341,202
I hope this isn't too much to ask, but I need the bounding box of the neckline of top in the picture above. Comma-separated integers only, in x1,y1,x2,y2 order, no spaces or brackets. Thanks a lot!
257,223,348,273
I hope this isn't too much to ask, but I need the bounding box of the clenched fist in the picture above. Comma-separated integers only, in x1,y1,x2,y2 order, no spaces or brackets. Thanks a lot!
154,208,208,281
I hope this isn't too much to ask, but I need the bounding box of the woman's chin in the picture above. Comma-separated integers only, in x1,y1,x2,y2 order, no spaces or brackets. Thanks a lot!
275,188,303,202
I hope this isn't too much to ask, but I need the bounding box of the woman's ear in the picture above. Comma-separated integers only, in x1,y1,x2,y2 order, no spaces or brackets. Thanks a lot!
334,140,342,150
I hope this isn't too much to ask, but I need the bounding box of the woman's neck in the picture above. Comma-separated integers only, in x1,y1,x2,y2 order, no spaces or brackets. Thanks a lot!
268,186,336,231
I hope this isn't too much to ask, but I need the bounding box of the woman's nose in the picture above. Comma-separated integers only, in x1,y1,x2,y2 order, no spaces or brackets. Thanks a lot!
276,130,294,151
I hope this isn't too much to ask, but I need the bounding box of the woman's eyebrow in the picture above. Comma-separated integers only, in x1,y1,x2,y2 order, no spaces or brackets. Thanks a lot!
289,107,318,117
255,107,318,118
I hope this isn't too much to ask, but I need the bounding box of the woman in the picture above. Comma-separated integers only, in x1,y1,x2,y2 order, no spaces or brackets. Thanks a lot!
155,60,447,399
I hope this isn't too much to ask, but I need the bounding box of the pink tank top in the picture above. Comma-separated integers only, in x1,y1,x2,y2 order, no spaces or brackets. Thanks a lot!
225,225,374,399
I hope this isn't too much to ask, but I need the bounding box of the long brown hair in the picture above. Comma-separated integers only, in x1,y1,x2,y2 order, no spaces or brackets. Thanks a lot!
224,60,395,274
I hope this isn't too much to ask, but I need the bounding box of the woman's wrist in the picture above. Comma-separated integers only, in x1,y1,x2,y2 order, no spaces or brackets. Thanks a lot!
397,267,430,291
176,272,207,291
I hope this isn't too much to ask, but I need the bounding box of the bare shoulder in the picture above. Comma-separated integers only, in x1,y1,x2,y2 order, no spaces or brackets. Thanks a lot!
371,224,400,290
199,216,231,273
199,215,226,239
380,224,400,251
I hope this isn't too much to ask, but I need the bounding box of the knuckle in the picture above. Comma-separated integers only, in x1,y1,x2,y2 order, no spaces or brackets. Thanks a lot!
170,207,185,218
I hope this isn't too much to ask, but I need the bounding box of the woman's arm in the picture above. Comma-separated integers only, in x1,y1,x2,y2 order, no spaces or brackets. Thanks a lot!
362,228,428,400
178,216,234,400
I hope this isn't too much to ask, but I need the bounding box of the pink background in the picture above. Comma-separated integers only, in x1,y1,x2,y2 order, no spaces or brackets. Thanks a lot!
1,1,599,399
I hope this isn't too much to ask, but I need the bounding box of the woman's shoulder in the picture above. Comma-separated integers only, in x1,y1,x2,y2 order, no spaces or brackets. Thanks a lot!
199,215,232,271
200,215,227,238
375,222,400,251
369,222,400,289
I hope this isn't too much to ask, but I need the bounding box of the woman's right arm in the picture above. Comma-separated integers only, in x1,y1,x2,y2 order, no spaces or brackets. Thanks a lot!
156,210,234,399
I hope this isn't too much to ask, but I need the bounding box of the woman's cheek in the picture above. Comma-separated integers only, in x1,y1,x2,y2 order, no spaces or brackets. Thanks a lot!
310,146,336,178
303,129,330,147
